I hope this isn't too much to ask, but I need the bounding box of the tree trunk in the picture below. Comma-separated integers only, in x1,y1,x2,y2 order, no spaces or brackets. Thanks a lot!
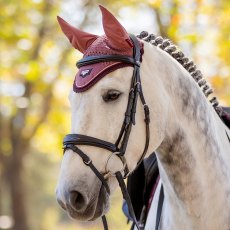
7,148,29,230
0,173,2,215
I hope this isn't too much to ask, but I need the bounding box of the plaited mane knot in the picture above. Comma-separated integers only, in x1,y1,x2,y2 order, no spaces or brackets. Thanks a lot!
137,31,220,114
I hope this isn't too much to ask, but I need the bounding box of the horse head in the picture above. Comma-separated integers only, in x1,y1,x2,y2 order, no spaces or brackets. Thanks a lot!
55,6,167,222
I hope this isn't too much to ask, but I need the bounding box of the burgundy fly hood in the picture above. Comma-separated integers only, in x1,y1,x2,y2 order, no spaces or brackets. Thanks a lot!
57,5,143,93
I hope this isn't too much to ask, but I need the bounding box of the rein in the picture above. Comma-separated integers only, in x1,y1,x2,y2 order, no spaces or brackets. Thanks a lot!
63,34,152,230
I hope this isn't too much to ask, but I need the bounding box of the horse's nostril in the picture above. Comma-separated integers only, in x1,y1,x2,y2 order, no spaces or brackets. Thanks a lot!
68,191,87,212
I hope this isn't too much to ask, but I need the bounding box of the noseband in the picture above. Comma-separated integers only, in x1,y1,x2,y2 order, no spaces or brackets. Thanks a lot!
63,34,150,230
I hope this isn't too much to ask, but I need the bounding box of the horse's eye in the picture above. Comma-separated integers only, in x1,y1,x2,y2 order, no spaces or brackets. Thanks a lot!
103,90,122,102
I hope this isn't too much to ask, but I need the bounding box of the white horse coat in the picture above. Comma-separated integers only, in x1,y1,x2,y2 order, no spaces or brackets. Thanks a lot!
56,6,230,230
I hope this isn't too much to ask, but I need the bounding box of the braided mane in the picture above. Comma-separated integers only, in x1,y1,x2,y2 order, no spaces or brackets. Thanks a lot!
137,31,220,111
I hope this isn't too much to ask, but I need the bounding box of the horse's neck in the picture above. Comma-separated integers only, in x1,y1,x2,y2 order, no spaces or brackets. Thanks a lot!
147,47,230,229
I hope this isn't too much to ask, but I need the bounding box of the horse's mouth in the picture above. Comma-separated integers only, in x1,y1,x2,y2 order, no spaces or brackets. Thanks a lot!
66,185,110,221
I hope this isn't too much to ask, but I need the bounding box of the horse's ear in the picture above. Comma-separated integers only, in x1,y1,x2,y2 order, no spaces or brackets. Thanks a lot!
99,5,133,50
57,16,99,53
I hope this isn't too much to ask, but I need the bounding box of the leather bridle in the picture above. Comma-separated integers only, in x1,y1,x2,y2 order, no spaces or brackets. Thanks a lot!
63,34,150,230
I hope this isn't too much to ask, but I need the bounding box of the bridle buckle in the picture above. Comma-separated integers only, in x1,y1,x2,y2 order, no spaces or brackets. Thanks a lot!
83,158,92,165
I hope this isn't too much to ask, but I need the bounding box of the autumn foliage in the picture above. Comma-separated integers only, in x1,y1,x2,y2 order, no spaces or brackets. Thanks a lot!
0,0,229,229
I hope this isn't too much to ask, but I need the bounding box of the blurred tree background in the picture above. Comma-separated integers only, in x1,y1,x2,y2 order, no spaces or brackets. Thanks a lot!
0,0,229,229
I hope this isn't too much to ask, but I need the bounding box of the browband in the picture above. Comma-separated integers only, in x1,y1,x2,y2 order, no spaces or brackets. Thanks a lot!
76,55,141,68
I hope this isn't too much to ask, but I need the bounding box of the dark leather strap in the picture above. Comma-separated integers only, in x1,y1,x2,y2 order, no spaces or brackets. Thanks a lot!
102,215,108,230
114,34,150,162
77,55,140,68
64,134,117,152
130,34,141,63
64,144,110,194
155,185,164,230
115,171,141,230
226,130,230,142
